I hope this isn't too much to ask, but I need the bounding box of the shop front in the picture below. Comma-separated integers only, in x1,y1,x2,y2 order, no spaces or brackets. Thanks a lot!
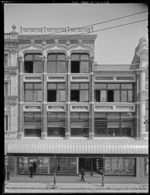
17,156,77,175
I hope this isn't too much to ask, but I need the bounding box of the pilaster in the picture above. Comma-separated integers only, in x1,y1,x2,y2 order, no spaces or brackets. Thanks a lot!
41,56,47,138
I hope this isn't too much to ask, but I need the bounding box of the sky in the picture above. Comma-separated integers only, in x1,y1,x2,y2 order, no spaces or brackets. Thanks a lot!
4,3,148,64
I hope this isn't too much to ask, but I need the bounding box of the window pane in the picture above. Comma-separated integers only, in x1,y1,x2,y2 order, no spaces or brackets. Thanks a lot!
80,90,89,102
108,84,120,89
57,62,66,73
80,54,89,60
71,83,79,89
57,113,65,121
121,91,127,102
48,83,56,89
47,62,56,73
100,90,106,102
121,84,133,89
57,83,66,89
80,113,89,121
25,129,41,137
108,122,120,127
47,112,57,120
48,54,56,61
34,91,38,101
80,62,89,73
25,83,33,89
95,84,106,89
121,113,133,120
25,54,33,61
114,90,120,102
25,91,33,101
95,113,106,118
71,113,79,121
47,90,56,102
128,90,133,102
57,90,65,102
107,113,119,120
33,62,43,73
80,83,88,89
34,83,42,89
121,122,133,127
71,54,79,61
108,128,120,136
34,54,42,61
57,54,66,60
71,90,79,102
95,90,100,102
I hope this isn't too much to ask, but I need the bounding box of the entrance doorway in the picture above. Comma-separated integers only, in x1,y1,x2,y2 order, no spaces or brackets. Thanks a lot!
79,158,97,172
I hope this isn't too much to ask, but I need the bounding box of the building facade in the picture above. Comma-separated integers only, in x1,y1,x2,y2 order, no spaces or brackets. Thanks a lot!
4,26,148,178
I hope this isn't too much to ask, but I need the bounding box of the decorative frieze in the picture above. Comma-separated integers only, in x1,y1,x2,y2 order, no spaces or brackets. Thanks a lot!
23,105,41,111
95,76,114,81
47,105,65,112
71,75,89,82
47,75,66,82
24,75,42,82
95,106,113,111
70,105,89,112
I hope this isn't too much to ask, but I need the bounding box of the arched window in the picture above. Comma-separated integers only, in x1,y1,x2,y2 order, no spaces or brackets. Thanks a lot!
24,53,43,73
47,53,66,73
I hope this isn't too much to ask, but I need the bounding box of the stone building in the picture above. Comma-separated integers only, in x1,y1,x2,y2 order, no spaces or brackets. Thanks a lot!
4,25,148,178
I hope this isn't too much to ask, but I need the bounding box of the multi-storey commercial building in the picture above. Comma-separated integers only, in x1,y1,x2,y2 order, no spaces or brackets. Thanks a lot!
4,25,148,178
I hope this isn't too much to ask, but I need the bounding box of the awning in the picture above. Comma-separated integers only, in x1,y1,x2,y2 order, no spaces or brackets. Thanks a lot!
6,138,148,156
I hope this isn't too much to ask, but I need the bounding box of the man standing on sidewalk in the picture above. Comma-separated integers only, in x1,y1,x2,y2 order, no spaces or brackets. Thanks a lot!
80,168,85,182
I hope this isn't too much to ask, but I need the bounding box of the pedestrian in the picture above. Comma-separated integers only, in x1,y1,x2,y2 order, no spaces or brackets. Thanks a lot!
29,163,33,178
80,168,85,182
33,161,37,174
57,162,60,172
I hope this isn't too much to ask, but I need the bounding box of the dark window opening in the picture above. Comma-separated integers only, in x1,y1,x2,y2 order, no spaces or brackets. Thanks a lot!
47,127,65,137
24,62,33,73
71,90,79,102
71,61,80,73
24,129,41,137
95,90,100,102
108,90,114,102
47,90,56,102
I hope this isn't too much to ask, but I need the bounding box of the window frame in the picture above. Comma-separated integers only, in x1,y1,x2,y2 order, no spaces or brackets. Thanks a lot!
24,83,42,102
71,83,89,102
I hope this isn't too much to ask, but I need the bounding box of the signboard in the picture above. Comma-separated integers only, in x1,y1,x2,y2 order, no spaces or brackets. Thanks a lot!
20,27,93,35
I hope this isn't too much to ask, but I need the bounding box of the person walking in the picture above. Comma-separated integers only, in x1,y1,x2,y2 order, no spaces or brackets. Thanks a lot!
33,161,37,174
29,163,33,178
80,168,85,182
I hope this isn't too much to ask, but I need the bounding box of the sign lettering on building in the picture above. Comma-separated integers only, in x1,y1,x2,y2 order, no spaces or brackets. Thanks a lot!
20,27,93,35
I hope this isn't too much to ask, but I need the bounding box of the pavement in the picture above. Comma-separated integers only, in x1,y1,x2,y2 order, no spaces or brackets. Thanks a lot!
4,174,149,193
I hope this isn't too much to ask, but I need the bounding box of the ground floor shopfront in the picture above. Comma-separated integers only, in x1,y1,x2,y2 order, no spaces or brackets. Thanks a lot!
7,156,148,177
5,138,148,178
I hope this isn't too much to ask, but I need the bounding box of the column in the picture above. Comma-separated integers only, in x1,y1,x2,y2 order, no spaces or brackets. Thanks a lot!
136,38,148,139
65,56,71,139
17,56,24,139
41,56,47,139
136,72,140,138
89,57,95,139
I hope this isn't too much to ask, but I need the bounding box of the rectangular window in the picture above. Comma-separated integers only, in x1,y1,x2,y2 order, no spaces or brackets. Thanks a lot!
128,90,133,102
47,83,66,102
24,112,41,137
71,83,89,102
95,90,100,102
114,90,120,102
71,53,89,73
5,115,9,131
24,83,42,102
107,90,114,102
4,82,9,96
121,90,127,102
4,54,8,66
100,90,106,102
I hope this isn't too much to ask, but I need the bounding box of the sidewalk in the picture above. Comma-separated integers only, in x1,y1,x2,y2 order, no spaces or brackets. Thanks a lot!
5,174,148,192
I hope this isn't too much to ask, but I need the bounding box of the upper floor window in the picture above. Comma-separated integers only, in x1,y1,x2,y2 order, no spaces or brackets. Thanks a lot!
4,82,9,96
4,54,8,66
71,83,89,102
47,83,66,102
71,53,90,73
47,53,66,73
4,115,9,131
95,83,133,102
24,53,43,73
24,83,42,102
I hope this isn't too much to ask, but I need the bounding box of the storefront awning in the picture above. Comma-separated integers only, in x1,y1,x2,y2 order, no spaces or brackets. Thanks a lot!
6,138,148,156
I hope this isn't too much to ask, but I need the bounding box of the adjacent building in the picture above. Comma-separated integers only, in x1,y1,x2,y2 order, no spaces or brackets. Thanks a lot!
4,25,148,178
